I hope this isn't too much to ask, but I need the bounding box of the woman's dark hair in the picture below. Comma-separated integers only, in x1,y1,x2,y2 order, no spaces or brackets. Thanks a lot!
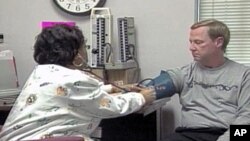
33,24,85,66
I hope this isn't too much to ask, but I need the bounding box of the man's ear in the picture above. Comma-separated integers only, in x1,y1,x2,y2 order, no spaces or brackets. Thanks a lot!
215,36,224,48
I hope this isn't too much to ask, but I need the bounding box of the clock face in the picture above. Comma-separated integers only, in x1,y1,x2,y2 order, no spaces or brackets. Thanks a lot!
53,0,106,15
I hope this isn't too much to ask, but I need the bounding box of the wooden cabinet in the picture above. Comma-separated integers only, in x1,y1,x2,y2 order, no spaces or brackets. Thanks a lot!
91,67,140,85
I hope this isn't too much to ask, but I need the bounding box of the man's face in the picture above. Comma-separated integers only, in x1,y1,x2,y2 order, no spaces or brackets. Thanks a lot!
189,26,218,63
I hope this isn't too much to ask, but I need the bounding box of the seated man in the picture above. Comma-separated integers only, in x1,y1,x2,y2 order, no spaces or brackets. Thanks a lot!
145,19,250,141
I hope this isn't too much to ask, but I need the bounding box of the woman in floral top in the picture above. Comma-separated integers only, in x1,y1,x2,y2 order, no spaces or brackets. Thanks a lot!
0,24,155,141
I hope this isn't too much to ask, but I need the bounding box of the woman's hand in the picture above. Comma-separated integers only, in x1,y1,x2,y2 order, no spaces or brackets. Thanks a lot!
111,84,156,104
111,84,138,93
137,87,156,105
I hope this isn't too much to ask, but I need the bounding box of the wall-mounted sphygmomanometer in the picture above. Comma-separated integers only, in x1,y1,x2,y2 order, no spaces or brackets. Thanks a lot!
88,8,137,70
105,17,137,69
88,8,112,68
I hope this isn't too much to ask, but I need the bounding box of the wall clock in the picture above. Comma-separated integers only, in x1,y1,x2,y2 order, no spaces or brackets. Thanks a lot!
53,0,106,16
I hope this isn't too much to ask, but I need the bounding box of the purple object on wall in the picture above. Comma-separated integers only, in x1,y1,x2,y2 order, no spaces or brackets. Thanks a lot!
41,21,76,28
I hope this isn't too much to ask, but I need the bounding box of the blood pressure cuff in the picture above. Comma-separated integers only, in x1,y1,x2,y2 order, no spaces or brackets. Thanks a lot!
146,70,176,100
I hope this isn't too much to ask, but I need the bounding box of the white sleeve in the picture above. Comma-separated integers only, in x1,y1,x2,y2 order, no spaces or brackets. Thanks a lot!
65,73,145,118
100,84,112,93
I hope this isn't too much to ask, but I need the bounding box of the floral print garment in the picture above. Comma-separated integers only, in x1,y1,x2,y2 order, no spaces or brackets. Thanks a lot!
0,64,145,141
